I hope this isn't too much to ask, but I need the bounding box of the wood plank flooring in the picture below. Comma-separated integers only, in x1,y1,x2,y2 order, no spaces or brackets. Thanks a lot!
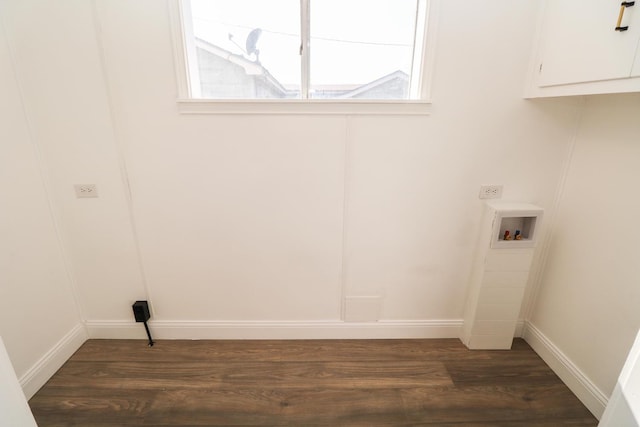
29,338,598,426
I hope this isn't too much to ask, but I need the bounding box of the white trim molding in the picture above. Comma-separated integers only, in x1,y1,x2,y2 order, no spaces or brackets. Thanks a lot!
522,321,608,419
19,324,88,400
176,99,432,116
86,319,462,340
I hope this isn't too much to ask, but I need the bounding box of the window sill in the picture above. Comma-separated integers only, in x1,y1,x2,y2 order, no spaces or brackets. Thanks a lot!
176,99,432,115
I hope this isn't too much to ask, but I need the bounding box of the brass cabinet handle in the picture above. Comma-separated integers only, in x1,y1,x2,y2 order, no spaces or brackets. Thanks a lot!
616,1,635,32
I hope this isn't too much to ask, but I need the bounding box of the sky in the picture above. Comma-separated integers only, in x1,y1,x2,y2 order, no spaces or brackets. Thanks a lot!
190,0,418,87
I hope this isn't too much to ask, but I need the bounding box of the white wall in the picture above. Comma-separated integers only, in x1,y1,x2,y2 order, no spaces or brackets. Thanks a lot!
89,0,581,332
530,93,640,401
343,1,582,321
1,0,148,323
0,9,84,397
0,0,584,344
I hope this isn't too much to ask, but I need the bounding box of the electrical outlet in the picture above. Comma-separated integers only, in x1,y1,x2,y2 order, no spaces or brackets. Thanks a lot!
74,184,98,198
479,185,503,199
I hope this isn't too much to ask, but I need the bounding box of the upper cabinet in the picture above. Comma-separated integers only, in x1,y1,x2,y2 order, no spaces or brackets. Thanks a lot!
526,0,640,97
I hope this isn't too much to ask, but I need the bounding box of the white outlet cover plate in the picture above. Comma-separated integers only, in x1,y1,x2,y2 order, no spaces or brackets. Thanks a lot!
74,184,98,198
479,185,503,199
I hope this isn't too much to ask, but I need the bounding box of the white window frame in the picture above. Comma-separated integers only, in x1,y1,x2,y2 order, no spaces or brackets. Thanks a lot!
168,0,438,115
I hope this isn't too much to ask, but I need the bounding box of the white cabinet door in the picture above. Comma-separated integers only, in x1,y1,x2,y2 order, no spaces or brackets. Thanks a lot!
538,0,640,87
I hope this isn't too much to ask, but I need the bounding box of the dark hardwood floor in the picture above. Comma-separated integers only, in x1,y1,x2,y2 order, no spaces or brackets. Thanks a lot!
29,338,598,426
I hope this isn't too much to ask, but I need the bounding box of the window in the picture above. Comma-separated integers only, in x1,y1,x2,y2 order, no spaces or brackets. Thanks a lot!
175,0,431,102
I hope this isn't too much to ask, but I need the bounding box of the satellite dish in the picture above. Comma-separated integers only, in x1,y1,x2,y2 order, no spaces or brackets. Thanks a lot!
246,28,262,61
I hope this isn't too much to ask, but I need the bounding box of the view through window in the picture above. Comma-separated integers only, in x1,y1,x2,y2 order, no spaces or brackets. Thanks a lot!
183,0,427,100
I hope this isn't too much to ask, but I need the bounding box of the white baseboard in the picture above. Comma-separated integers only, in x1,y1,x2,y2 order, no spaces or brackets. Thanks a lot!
523,321,608,419
85,320,148,339
19,323,88,400
86,319,463,340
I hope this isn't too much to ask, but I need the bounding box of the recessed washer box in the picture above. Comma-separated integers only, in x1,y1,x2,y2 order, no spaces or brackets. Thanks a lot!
487,201,543,249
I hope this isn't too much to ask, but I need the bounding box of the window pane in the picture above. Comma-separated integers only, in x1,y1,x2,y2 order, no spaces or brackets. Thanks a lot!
309,0,418,100
189,0,301,99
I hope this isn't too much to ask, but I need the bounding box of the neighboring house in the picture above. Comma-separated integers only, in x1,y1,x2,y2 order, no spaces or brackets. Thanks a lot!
195,38,408,99
196,38,293,99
